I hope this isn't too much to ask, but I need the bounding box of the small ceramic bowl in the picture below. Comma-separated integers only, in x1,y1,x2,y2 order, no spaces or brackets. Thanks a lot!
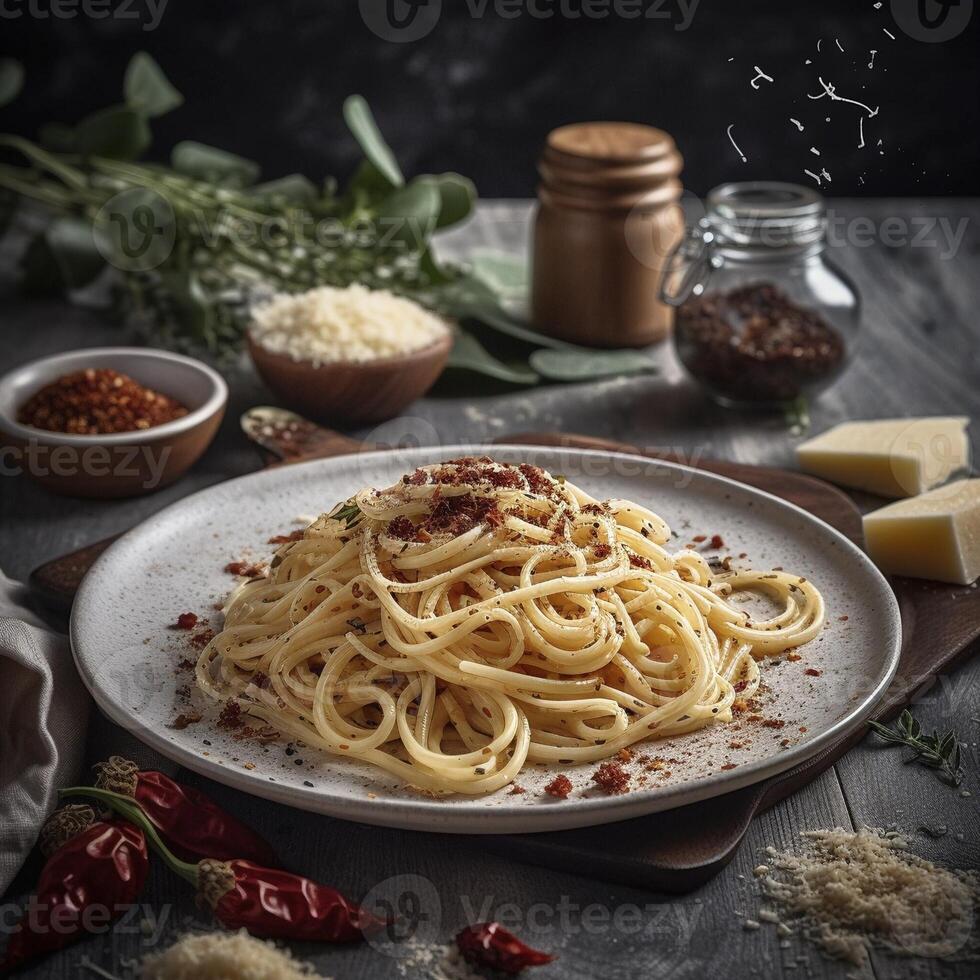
247,329,453,425
0,347,227,498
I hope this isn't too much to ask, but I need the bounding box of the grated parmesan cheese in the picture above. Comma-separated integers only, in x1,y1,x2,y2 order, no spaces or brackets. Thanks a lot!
139,930,322,980
754,828,980,966
249,284,451,366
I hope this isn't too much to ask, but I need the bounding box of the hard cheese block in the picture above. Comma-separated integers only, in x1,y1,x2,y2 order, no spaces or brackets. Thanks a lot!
863,478,980,585
796,417,970,497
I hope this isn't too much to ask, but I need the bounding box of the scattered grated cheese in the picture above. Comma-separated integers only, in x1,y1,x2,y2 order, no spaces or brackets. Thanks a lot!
754,828,980,966
249,284,450,366
138,930,323,979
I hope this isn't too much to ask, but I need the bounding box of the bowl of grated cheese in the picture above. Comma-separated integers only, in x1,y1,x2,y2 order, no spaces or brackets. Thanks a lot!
247,284,454,424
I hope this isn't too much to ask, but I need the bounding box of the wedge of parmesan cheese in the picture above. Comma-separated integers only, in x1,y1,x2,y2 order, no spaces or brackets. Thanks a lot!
863,478,980,585
796,417,970,497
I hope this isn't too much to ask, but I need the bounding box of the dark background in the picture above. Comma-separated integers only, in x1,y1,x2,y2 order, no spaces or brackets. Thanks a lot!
2,0,978,198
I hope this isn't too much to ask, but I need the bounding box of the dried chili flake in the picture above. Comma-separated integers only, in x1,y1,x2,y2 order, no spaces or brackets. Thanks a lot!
172,612,198,630
593,543,612,559
591,761,631,794
386,516,417,541
225,561,264,578
628,553,652,570
268,530,305,544
217,700,245,729
544,774,572,799
710,534,725,549
18,368,187,435
189,629,215,649
804,668,823,677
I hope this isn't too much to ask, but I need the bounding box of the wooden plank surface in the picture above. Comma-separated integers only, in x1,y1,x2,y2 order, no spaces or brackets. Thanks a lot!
1,200,979,979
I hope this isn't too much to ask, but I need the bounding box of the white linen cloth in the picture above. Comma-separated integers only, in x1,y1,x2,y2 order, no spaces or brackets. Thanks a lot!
0,569,90,894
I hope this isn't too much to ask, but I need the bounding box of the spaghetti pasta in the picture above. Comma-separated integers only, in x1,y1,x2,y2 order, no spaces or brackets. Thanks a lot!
196,458,825,795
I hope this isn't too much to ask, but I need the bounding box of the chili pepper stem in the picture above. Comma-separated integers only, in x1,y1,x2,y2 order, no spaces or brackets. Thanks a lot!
59,786,199,884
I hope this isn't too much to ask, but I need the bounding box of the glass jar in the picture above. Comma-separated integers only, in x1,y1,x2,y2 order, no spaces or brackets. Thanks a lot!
660,182,860,408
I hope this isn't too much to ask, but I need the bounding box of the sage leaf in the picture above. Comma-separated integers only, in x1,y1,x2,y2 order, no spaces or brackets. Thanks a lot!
74,105,152,160
123,52,183,118
0,59,24,108
345,159,397,211
425,172,476,229
375,177,441,250
469,250,528,297
530,347,658,382
171,141,260,186
448,328,538,385
343,95,404,189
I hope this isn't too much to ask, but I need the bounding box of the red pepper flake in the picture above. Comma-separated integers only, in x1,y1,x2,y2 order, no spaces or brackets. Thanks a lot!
225,561,264,578
761,718,787,729
628,553,652,570
710,534,725,549
786,652,802,662
217,700,245,729
692,534,707,543
386,516,417,541
508,784,526,795
733,679,748,693
591,761,631,794
593,543,612,559
169,711,202,730
839,615,849,622
17,368,187,435
544,774,572,799
189,629,215,649
268,530,305,544
176,657,195,671
617,747,634,763
518,463,554,497
172,612,198,630
720,763,737,771
456,922,554,974
804,668,822,677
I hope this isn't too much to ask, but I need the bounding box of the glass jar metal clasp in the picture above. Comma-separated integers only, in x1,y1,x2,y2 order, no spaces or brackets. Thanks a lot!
659,219,718,308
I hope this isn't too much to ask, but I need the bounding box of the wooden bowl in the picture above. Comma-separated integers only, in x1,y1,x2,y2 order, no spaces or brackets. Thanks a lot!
247,329,453,425
0,347,227,498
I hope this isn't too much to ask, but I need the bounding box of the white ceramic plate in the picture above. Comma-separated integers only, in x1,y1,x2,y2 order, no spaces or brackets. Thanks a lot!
72,445,901,834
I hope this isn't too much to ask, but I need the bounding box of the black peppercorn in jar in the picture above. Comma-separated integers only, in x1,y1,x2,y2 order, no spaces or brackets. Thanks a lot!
660,182,860,407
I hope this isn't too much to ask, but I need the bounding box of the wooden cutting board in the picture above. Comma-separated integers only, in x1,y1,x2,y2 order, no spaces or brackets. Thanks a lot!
31,429,980,892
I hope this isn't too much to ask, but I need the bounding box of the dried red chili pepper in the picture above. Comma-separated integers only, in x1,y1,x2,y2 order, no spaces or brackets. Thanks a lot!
60,786,383,946
456,922,555,974
196,859,384,942
93,756,278,866
0,809,148,974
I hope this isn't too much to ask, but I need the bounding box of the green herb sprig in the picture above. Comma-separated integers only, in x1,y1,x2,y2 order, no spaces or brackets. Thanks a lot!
328,500,363,529
868,709,964,787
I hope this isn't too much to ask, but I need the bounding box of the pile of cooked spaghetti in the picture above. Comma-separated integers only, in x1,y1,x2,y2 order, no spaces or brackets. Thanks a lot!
197,458,824,795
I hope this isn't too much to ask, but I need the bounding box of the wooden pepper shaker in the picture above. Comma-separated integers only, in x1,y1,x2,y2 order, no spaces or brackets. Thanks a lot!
531,122,684,348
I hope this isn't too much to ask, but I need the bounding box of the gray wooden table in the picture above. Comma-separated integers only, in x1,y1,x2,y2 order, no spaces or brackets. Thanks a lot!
2,200,978,979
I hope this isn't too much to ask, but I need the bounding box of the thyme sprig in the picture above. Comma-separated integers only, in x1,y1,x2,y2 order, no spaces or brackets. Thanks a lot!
868,709,964,787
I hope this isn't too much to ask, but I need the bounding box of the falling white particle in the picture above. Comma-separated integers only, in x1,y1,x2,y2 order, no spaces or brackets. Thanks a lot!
816,38,822,52
804,169,822,186
728,57,734,62
790,118,804,131
868,49,877,69
805,58,812,65
858,116,866,148
820,168,832,182
809,147,821,156
835,38,844,53
727,124,748,162
808,76,879,117
883,27,895,39
751,66,774,89
874,1,882,7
